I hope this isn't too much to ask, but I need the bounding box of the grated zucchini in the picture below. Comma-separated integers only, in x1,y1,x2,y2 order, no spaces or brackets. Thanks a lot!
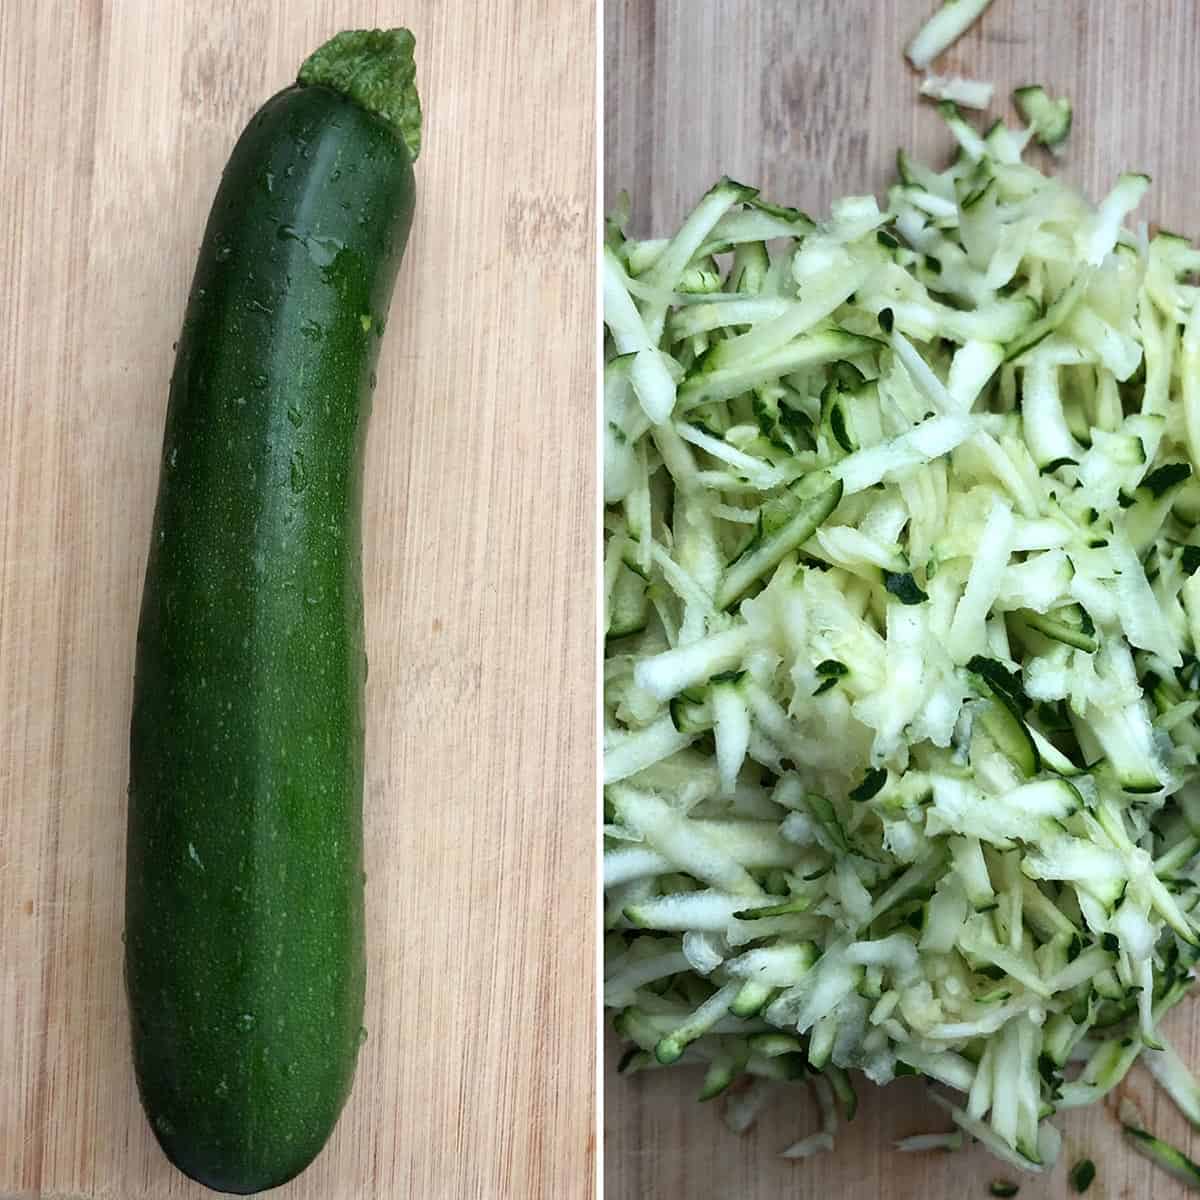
605,69,1200,1179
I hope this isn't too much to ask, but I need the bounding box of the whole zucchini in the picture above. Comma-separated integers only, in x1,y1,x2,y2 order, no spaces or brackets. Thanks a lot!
126,30,419,1194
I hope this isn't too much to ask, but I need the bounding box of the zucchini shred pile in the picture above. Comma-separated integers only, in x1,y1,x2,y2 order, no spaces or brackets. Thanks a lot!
603,103,1200,1171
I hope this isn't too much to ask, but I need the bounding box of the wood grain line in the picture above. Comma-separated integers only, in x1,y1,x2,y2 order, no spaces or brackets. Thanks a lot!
29,2,109,1192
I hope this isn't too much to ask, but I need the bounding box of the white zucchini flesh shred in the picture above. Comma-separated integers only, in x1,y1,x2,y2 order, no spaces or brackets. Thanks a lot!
920,75,994,110
604,96,1200,1175
906,0,995,71
1013,86,1073,153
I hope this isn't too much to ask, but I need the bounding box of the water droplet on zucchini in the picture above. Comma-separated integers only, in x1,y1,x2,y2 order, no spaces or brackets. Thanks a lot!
277,223,344,267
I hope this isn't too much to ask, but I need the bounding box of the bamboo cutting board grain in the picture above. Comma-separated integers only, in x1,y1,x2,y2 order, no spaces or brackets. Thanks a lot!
604,2,1200,1198
0,2,595,1198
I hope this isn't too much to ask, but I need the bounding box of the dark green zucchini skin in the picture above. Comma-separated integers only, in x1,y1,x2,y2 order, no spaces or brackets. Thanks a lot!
127,81,414,1194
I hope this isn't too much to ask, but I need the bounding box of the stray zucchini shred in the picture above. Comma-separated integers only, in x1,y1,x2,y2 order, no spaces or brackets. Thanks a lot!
1068,1157,1096,1193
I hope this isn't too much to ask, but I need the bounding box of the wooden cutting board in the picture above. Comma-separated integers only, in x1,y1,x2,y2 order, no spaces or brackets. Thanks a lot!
0,3,594,1198
604,2,1200,1197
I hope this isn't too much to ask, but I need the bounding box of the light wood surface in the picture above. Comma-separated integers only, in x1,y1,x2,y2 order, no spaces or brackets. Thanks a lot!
0,3,595,1198
604,2,1200,1197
